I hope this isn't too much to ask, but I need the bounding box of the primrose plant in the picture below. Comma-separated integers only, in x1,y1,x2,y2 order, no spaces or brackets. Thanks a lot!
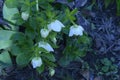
1,0,91,75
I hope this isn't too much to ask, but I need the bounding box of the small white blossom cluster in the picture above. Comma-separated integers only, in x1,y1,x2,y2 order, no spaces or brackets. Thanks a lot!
31,19,84,68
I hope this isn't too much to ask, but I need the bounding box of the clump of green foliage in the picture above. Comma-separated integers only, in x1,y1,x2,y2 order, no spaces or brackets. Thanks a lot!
0,0,91,75
96,58,118,79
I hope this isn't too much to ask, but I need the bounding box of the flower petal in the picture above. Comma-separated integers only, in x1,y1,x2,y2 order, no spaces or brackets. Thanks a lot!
69,25,84,37
55,20,65,28
31,57,42,68
78,25,84,31
69,26,77,36
69,26,74,36
38,41,54,52
48,20,65,32
73,27,81,36
78,25,84,36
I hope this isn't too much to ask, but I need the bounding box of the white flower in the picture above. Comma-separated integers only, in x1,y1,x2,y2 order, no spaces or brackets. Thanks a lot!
49,68,55,76
21,12,29,21
48,20,65,32
31,57,42,68
40,29,49,38
69,25,84,37
38,41,54,52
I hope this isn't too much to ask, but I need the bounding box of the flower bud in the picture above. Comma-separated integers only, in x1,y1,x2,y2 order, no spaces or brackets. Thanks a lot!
51,37,57,44
49,68,55,76
21,12,29,21
40,29,49,38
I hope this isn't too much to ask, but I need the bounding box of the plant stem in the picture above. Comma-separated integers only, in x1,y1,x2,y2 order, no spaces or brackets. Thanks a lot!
36,0,39,11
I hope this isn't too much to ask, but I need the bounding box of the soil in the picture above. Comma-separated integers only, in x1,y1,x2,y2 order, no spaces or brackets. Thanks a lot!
0,0,120,80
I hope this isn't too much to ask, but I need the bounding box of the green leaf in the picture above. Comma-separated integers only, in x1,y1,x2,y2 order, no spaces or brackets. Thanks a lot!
11,32,25,41
66,8,70,16
16,53,32,67
3,4,19,30
47,0,55,2
101,66,109,73
104,0,112,8
0,30,16,40
70,8,78,16
0,40,12,49
0,51,12,68
10,44,22,56
43,58,56,67
25,27,36,40
38,47,49,53
36,64,44,74
21,4,30,12
101,58,111,66
69,16,76,21
58,56,71,67
41,53,56,62
12,13,24,25
78,35,91,45
5,0,18,8
116,0,120,16
74,50,86,57
110,65,118,71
